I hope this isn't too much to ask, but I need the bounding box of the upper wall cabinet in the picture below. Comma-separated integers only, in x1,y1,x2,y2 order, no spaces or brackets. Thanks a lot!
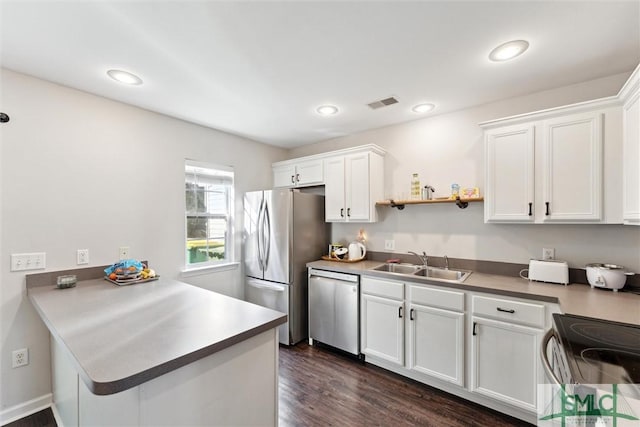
272,144,386,222
482,99,622,224
620,65,640,225
485,124,535,222
541,112,603,222
273,158,323,188
324,147,385,223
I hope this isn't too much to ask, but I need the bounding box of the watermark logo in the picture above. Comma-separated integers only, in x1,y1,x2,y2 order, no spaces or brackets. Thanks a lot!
538,384,640,427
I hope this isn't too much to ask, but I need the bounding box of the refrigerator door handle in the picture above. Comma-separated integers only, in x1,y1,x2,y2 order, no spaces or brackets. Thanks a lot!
256,197,265,271
263,202,271,269
247,280,286,292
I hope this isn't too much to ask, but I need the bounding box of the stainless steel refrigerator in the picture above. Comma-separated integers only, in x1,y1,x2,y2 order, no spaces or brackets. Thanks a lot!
243,188,329,345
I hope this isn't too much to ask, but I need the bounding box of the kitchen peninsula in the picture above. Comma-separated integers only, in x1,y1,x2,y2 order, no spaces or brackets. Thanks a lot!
27,269,286,426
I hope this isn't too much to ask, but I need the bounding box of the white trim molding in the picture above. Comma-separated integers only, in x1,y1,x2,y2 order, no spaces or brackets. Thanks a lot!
0,393,52,426
180,261,240,278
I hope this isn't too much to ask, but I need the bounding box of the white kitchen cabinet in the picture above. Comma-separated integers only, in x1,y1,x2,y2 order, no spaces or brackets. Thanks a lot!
273,158,323,188
360,277,404,366
407,285,465,386
470,317,541,412
324,149,384,223
621,65,640,225
324,156,346,221
353,273,560,425
484,124,535,222
470,295,545,413
483,104,616,224
541,112,603,222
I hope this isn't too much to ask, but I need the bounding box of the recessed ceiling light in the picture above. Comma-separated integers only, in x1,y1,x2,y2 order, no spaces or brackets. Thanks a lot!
412,103,435,114
488,40,529,62
107,69,143,85
316,105,339,116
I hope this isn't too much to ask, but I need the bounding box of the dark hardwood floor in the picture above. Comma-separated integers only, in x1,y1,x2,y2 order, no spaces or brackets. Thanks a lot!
279,342,532,427
4,407,56,427
10,342,531,426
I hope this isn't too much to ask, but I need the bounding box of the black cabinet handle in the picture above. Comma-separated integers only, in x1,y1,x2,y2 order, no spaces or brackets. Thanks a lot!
296,173,300,182
409,308,415,321
545,202,550,216
291,175,295,184
398,306,403,318
473,322,478,336
528,202,532,216
347,208,351,217
340,208,344,218
497,307,515,314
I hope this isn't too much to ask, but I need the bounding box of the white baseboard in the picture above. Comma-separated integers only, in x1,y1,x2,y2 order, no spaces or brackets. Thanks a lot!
0,393,52,426
50,403,64,427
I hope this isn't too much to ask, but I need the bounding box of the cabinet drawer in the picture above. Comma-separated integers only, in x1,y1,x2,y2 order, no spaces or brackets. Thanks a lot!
472,295,545,328
409,285,464,312
361,277,404,300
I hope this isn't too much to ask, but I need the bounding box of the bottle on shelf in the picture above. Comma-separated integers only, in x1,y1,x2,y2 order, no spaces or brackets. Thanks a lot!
450,183,460,199
411,173,421,200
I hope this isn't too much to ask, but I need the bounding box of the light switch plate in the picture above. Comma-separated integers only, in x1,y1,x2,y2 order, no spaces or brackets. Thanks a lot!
10,253,46,271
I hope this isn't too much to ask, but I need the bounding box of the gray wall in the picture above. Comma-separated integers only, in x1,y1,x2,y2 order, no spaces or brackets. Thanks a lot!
289,71,640,271
0,69,287,413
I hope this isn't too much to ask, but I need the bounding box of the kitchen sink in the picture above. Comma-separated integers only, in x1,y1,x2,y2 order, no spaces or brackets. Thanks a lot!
372,263,424,274
370,263,472,283
413,267,472,282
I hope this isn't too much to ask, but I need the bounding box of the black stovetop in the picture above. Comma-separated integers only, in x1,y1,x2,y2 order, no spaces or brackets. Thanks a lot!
553,313,640,385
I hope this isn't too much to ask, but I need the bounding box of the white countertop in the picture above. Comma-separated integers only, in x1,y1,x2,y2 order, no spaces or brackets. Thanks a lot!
28,277,286,395
308,260,640,325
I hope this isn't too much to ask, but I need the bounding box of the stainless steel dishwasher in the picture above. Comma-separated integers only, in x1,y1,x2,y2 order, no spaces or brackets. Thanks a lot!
308,268,360,356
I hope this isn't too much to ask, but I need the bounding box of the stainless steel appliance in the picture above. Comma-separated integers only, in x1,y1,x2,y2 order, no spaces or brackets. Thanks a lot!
308,268,360,356
542,313,640,388
244,189,328,345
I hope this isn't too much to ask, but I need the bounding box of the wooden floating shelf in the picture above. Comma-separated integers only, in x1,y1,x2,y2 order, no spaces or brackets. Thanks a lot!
376,197,484,210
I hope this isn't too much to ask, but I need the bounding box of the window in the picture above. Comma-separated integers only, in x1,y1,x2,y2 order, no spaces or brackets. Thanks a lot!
185,161,234,267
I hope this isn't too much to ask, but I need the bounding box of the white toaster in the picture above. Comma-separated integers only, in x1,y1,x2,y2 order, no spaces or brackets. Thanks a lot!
528,259,569,285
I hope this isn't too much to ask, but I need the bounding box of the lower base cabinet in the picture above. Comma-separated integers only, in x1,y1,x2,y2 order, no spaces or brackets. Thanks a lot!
359,275,553,425
360,278,404,365
407,285,465,387
470,316,542,412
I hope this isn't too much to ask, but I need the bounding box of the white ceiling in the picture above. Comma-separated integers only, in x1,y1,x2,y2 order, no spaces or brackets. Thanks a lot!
1,1,638,148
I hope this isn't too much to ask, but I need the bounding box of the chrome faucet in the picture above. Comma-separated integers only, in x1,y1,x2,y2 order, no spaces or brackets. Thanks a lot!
408,251,428,268
444,255,449,270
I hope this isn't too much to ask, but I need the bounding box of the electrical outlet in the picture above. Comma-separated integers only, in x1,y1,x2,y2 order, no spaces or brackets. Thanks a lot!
10,253,46,271
542,248,555,260
77,249,89,265
12,348,29,368
384,240,395,251
119,246,130,260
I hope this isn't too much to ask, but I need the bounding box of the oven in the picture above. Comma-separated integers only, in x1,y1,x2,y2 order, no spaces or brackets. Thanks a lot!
542,313,640,390
540,314,640,426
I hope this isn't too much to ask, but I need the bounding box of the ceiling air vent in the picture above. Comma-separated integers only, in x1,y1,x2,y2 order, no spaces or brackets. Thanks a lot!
367,96,399,110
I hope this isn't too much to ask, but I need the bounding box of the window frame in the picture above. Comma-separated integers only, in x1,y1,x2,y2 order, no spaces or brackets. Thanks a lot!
184,160,234,270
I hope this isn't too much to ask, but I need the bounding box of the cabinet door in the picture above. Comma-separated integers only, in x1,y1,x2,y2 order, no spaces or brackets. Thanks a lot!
345,153,372,221
324,156,346,222
296,159,324,186
408,304,464,386
542,112,603,222
470,317,541,412
623,89,640,224
361,293,404,366
485,125,535,222
273,164,296,188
